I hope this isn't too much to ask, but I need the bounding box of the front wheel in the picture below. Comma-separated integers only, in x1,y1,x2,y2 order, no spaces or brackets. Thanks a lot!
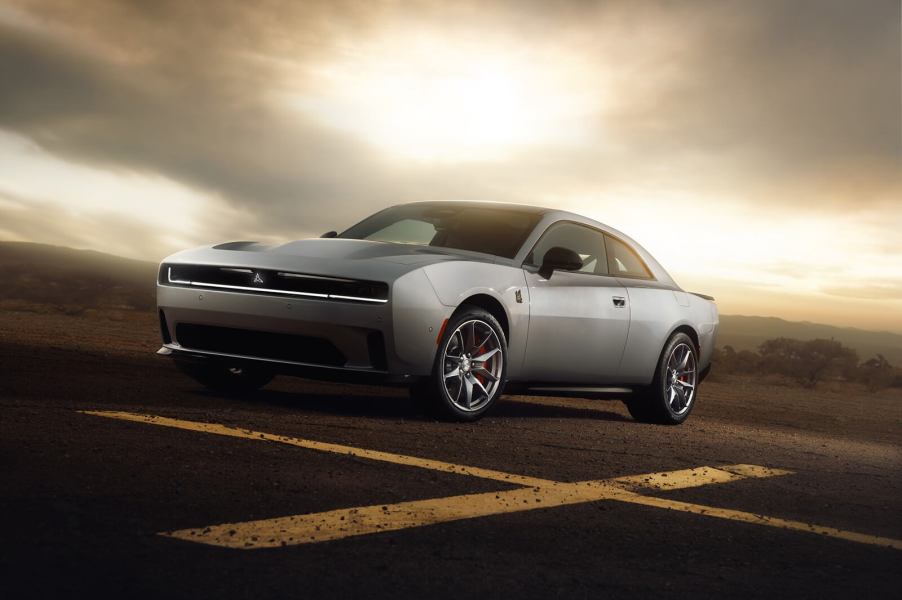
412,306,507,422
626,332,699,425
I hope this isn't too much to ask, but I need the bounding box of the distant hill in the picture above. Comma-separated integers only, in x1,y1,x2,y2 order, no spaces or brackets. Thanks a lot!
718,315,902,366
1,241,900,365
0,241,157,312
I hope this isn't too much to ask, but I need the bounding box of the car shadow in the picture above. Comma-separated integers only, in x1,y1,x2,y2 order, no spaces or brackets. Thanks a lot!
194,381,633,424
248,387,422,420
494,398,631,422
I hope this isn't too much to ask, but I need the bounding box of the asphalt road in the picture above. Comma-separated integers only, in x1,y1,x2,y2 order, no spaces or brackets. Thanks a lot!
2,319,901,599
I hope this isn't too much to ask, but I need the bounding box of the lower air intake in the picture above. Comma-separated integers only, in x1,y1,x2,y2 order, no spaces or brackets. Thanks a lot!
176,324,346,367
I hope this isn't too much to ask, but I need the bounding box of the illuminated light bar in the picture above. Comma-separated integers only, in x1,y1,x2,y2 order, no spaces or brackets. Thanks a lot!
162,266,388,304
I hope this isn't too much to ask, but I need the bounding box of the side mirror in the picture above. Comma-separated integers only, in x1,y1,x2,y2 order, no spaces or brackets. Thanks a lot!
320,231,338,238
540,246,583,278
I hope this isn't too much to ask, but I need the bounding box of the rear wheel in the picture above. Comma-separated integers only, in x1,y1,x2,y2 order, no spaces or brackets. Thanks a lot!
412,306,507,421
173,357,274,396
626,332,699,424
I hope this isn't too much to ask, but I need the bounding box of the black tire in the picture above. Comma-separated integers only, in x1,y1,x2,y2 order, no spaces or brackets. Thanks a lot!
626,332,699,425
173,357,274,396
410,305,507,422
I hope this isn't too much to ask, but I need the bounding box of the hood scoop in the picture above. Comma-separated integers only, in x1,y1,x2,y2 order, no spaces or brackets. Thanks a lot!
213,241,273,252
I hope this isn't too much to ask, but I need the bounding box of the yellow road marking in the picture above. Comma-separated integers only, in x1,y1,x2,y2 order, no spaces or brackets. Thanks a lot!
163,469,787,549
82,410,902,551
164,484,634,549
624,495,902,551
79,410,550,487
612,464,779,491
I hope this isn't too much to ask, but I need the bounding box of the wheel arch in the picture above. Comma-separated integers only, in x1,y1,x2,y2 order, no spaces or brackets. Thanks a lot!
638,324,701,386
668,324,700,354
456,293,511,344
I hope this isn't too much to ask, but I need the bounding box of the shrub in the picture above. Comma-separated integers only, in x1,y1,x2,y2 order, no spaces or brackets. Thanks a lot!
856,354,896,392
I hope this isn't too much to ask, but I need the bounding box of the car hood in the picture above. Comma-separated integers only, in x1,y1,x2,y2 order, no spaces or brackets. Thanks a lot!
161,238,488,282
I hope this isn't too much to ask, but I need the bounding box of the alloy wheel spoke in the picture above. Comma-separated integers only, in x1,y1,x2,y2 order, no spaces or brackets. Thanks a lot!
449,377,462,403
473,329,492,352
470,375,489,400
473,347,501,362
447,331,463,357
465,322,477,353
472,367,498,382
462,374,474,407
444,366,461,379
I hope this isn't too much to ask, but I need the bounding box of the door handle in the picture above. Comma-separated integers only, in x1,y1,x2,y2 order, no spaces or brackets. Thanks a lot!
612,296,626,307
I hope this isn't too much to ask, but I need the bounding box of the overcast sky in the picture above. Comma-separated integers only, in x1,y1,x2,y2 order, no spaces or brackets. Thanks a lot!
0,0,899,331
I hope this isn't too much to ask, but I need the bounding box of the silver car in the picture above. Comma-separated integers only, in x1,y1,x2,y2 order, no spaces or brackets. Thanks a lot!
157,202,718,424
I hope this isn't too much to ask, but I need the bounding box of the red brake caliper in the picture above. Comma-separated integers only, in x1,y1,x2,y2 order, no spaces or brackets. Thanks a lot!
473,342,487,386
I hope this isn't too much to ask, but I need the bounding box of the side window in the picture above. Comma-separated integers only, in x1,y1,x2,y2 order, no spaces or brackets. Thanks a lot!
604,235,652,279
524,222,608,275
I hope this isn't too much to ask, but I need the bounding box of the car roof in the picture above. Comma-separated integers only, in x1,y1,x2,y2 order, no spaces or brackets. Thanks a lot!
394,201,615,236
395,200,552,215
387,201,679,287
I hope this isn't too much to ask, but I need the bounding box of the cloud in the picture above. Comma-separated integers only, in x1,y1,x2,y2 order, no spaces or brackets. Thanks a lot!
0,4,548,234
0,16,383,228
823,283,902,301
0,0,899,330
0,186,184,260
1,1,897,216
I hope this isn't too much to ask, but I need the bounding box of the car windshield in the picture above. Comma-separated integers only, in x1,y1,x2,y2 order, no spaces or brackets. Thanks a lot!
339,204,543,259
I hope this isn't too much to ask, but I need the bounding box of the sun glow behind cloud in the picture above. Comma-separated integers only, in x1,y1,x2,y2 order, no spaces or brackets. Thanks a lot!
282,30,603,162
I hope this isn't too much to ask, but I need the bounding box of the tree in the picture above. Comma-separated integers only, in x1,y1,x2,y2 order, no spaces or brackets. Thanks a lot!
758,337,858,388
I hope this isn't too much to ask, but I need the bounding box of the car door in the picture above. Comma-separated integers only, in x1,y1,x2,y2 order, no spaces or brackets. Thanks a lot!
521,222,630,383
603,232,672,383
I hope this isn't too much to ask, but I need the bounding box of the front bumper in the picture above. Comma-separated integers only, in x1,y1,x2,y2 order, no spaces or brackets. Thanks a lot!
156,269,447,381
156,345,404,385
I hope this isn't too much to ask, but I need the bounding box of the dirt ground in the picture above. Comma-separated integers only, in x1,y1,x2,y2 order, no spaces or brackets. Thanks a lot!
1,309,900,599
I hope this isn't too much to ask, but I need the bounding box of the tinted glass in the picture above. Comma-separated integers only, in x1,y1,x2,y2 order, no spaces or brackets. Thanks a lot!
604,235,652,279
339,205,542,259
524,222,608,275
357,218,436,245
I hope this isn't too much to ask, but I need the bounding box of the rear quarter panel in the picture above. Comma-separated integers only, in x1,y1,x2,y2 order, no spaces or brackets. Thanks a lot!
617,286,718,384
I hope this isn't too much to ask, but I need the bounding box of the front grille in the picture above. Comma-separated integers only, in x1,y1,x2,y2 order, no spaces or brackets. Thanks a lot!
160,264,388,304
176,324,346,367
